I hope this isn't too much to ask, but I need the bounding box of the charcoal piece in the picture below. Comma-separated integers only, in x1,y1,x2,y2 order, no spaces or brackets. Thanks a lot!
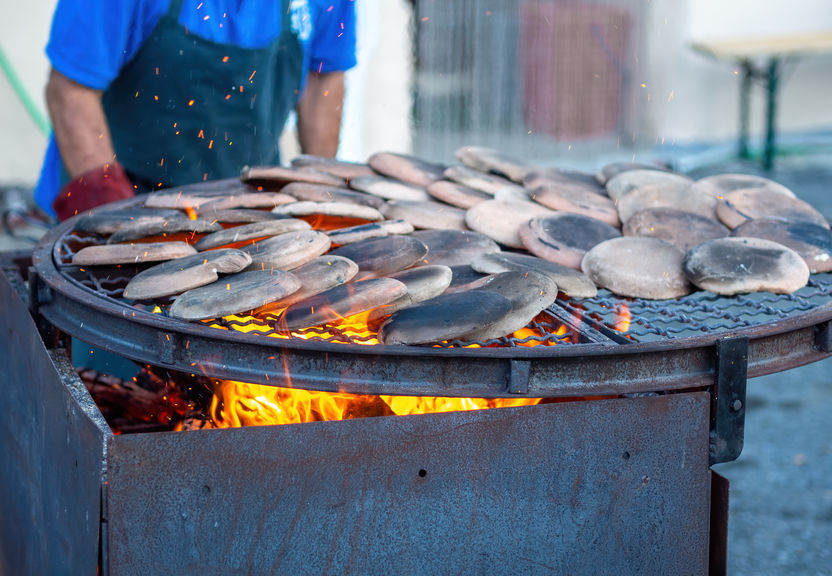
368,265,453,320
348,175,430,201
378,291,513,345
73,241,196,266
684,237,810,295
465,199,553,248
244,230,331,271
411,229,500,267
443,165,524,196
519,213,622,269
74,210,183,235
123,248,251,300
291,154,376,180
328,220,415,246
199,192,296,210
271,201,384,222
604,169,692,201
531,185,620,227
595,162,669,186
426,180,491,209
690,173,795,199
717,188,830,230
381,200,467,231
195,219,311,250
623,208,730,251
733,218,832,273
581,237,691,300
241,165,345,188
169,270,302,321
454,145,531,182
280,278,408,330
472,251,597,298
108,217,223,243
330,235,429,280
281,182,385,208
368,152,446,187
618,184,718,224
464,270,559,341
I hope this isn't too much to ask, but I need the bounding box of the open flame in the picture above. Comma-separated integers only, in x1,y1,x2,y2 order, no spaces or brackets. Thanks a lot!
613,302,631,333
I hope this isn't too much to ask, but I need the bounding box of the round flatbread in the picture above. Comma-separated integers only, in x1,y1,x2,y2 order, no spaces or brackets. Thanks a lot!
617,183,718,224
253,255,359,311
74,210,184,235
716,187,830,229
244,230,331,271
733,218,832,273
123,248,251,300
378,291,513,345
465,199,553,248
280,278,408,330
531,185,620,227
604,169,692,201
330,235,429,279
368,152,446,187
689,173,795,199
107,217,222,243
623,208,730,251
290,154,376,180
169,270,302,321
281,182,385,208
198,192,296,210
519,213,621,269
444,265,493,294
193,209,290,224
368,265,453,321
271,201,384,222
72,241,197,266
240,165,345,188
195,219,311,250
684,237,810,295
348,175,430,201
471,251,597,298
143,182,253,209
327,220,415,246
443,165,524,196
595,162,668,186
523,169,606,197
426,180,491,209
410,229,500,267
454,146,531,182
381,200,467,230
581,237,691,299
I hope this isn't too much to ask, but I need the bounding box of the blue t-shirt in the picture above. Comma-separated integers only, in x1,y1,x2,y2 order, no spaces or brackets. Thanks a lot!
36,0,356,215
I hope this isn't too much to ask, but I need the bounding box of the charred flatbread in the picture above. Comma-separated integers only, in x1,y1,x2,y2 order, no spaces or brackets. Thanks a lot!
604,169,692,201
454,146,532,182
617,183,718,224
330,235,429,279
426,180,491,209
519,213,621,269
244,230,331,271
465,199,553,248
443,165,525,196
199,192,296,210
72,241,196,266
410,229,500,267
531,185,620,227
108,217,222,243
368,265,453,320
241,165,345,188
471,251,597,298
716,188,829,229
595,162,668,186
348,175,430,201
368,152,446,187
327,219,414,246
733,218,832,273
281,182,385,208
623,208,730,251
690,173,795,199
195,219,311,250
271,201,384,222
381,200,467,230
290,154,376,180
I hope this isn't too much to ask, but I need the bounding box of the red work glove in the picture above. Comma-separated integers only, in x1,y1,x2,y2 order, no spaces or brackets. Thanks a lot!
53,162,135,221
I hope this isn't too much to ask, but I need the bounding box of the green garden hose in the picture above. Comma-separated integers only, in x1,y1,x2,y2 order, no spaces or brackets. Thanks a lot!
0,43,51,136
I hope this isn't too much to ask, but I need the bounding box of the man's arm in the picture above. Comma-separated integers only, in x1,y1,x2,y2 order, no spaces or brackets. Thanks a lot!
296,71,345,158
45,68,117,178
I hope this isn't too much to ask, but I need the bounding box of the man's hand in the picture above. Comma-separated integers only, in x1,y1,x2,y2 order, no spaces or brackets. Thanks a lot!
296,71,345,157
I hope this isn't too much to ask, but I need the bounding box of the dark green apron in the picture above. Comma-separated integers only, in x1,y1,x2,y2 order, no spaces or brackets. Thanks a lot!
102,0,302,191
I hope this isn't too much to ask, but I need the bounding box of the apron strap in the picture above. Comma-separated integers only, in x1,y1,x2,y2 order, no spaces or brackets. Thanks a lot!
167,0,186,20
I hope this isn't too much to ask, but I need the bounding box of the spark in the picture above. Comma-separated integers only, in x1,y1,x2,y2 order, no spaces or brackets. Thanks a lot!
249,70,256,82
188,99,195,106
222,56,229,63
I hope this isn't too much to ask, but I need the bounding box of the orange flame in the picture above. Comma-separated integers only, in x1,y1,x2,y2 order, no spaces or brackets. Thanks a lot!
613,302,631,333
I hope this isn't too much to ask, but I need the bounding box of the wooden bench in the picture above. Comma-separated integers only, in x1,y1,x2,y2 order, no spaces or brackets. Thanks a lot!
691,32,832,169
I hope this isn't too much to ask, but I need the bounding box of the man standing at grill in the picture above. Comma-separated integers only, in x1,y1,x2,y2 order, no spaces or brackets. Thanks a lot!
35,0,357,221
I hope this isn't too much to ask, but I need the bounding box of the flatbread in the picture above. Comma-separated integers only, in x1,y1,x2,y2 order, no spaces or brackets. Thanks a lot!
123,248,251,300
281,182,385,208
241,165,345,188
244,230,332,271
199,192,296,210
444,265,493,294
531,185,620,227
378,291,513,345
72,241,197,266
74,210,184,235
258,255,360,312
471,251,597,298
426,180,491,209
581,237,691,299
271,201,384,222
617,183,718,224
523,169,606,197
684,237,810,295
368,152,446,187
463,271,559,341
443,165,525,196
595,162,668,186
290,154,376,180
464,199,553,248
623,208,730,251
327,219,415,246
381,200,467,230
410,229,500,267
195,219,311,250
716,188,830,229
519,213,622,269
604,169,692,201
142,182,253,209
348,175,430,201
108,217,223,243
689,173,795,199
193,209,290,224
168,270,302,321
454,146,532,182
733,218,832,273
368,265,453,321
330,235,429,279
279,278,408,330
